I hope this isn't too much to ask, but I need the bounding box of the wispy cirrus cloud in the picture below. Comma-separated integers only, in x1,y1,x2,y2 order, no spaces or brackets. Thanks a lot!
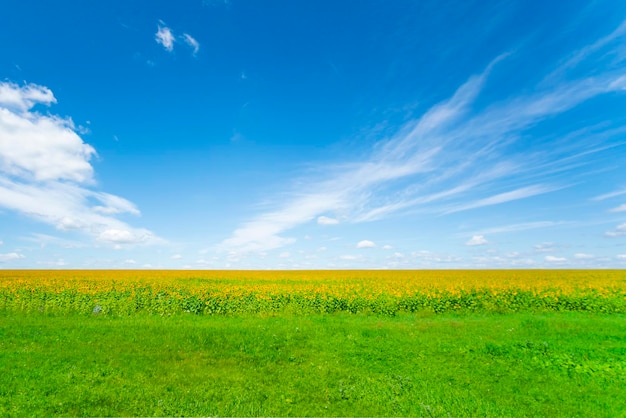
592,187,626,201
443,185,561,214
468,221,565,236
0,81,162,246
155,21,200,56
220,20,626,253
182,33,200,55
609,204,626,213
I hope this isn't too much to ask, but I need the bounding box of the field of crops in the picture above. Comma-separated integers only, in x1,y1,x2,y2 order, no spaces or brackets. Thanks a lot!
1,269,624,316
2,269,625,416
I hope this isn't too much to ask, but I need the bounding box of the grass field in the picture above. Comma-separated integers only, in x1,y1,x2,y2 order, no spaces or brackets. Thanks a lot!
1,270,625,416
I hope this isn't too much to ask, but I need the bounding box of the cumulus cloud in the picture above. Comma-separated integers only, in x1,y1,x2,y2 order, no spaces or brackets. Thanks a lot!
383,245,393,250
356,240,376,249
340,254,361,260
465,235,488,246
155,22,175,52
617,254,626,260
0,252,24,262
0,85,95,183
98,229,153,244
0,81,161,246
171,254,182,260
37,258,67,267
534,243,554,253
605,222,626,237
574,253,594,259
545,255,567,262
0,82,55,112
317,216,339,225
412,250,460,264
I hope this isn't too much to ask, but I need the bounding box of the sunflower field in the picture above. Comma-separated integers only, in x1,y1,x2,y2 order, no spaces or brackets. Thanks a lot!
1,269,624,316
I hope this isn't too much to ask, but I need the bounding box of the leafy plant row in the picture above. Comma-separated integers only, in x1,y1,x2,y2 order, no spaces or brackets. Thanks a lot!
1,287,624,316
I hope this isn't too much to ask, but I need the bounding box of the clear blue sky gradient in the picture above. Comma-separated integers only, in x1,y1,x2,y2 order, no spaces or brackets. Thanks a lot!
1,0,626,269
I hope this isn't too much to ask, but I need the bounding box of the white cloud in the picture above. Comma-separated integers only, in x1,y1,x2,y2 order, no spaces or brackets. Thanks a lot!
545,255,567,262
317,246,327,252
609,204,626,213
383,244,393,250
279,251,291,258
534,243,554,253
171,254,182,260
98,229,152,244
0,82,160,247
155,22,175,52
23,233,85,249
412,250,460,264
317,216,339,225
465,235,488,246
0,85,95,183
593,188,626,201
154,22,199,56
0,252,24,262
446,185,560,214
356,240,376,249
37,258,66,267
220,193,340,252
617,254,626,260
339,254,361,260
220,23,626,253
605,222,626,237
124,259,137,264
574,253,594,259
91,193,140,215
470,221,562,236
0,82,55,112
0,240,2,246
182,33,200,55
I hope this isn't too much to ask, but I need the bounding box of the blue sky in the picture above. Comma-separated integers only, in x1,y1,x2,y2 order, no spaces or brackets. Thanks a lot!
1,0,626,269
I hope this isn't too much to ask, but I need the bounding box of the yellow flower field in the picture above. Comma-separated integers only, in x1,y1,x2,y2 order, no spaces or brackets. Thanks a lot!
1,269,625,315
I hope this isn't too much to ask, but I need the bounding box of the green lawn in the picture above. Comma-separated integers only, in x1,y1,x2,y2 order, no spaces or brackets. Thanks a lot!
1,312,624,416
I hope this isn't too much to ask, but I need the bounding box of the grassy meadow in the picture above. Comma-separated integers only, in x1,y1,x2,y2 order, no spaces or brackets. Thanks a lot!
1,270,625,416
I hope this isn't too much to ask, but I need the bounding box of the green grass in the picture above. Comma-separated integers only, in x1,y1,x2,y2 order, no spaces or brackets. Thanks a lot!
1,312,625,416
